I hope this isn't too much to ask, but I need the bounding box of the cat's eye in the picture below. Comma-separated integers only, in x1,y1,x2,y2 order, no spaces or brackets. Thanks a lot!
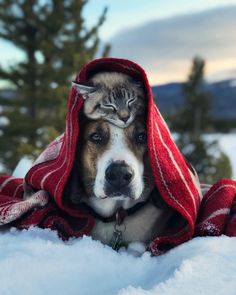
103,104,117,112
135,131,147,144
127,98,136,109
89,132,103,144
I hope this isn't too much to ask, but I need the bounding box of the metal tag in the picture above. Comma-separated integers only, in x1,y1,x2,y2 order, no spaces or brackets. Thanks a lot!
111,230,123,251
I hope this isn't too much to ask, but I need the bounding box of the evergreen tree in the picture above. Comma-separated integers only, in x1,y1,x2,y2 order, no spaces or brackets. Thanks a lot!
173,57,211,138
0,0,109,173
172,57,232,183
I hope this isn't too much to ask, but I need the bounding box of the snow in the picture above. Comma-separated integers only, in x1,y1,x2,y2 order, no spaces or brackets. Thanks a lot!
229,80,236,88
0,116,9,127
12,157,33,178
1,133,235,294
0,227,235,295
172,133,236,179
205,133,236,179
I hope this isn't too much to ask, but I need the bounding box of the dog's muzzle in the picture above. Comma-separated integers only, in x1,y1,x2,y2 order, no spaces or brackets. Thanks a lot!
105,161,134,188
105,161,134,197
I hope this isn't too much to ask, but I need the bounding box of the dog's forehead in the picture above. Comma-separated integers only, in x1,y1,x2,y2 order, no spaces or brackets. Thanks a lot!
84,119,110,135
83,120,126,146
83,118,145,139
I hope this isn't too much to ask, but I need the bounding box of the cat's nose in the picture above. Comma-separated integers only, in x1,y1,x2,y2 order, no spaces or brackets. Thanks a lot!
118,110,130,123
121,116,129,123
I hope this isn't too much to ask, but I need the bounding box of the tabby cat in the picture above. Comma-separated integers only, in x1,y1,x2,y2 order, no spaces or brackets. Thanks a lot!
72,72,146,128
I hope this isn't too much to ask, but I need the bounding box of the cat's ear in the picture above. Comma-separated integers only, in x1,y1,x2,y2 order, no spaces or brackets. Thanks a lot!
72,81,97,99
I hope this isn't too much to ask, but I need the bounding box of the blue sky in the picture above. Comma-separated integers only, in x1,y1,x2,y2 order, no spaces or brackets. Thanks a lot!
108,5,236,84
84,0,236,39
0,0,236,85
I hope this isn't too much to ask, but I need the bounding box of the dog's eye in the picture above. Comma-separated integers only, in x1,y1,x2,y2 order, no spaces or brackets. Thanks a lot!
135,132,147,144
89,132,103,144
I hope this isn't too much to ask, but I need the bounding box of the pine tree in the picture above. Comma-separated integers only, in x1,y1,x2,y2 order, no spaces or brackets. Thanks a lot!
172,57,232,183
0,0,109,173
173,57,211,138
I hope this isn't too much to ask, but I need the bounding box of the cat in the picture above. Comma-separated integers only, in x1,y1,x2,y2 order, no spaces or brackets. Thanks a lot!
72,72,146,128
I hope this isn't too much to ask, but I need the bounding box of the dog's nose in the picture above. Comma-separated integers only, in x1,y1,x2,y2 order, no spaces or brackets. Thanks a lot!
105,162,134,188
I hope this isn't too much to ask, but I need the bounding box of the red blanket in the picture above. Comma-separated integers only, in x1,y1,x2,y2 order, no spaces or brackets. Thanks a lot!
0,58,235,255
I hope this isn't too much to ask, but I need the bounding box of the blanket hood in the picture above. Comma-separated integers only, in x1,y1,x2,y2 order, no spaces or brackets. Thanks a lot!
2,58,235,255
23,58,202,252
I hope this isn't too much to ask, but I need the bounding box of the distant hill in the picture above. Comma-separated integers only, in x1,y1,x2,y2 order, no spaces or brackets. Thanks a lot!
1,79,236,121
152,79,236,120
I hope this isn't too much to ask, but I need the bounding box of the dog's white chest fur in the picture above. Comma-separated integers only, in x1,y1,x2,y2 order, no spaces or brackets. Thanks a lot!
90,202,172,246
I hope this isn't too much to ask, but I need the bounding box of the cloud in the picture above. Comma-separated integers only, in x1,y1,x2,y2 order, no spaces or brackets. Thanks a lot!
109,6,236,84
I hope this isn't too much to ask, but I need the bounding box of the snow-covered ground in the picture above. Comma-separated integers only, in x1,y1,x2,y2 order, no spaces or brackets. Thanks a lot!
0,228,235,295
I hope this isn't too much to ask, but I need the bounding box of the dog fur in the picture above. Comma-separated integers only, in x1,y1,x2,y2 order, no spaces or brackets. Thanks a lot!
70,115,173,247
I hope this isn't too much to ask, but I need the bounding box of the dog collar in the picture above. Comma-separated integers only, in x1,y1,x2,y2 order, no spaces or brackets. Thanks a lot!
84,188,167,224
88,200,149,224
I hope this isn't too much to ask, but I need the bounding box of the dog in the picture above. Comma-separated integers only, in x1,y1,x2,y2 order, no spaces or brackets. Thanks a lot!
66,114,174,250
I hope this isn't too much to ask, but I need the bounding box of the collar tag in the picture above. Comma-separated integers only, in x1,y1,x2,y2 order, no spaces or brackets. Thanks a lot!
111,229,122,251
110,208,127,251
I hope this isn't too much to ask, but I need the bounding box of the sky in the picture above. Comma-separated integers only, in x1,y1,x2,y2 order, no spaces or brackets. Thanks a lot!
84,0,236,40
0,0,236,85
108,5,236,84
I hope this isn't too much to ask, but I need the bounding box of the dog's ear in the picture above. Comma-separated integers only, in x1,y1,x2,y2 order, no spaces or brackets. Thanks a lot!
63,162,84,204
72,81,97,99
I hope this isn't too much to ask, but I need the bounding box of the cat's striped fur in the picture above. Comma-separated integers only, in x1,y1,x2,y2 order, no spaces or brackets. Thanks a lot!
73,72,146,128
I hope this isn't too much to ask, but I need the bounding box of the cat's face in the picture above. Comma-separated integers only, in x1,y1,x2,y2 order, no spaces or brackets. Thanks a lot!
94,86,144,128
72,72,146,128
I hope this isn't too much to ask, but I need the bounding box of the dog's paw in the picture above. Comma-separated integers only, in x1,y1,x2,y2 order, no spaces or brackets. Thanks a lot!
120,242,147,257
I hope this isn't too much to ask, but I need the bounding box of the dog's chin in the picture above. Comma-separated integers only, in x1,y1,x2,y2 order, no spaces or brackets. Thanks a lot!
84,190,147,218
95,188,142,201
97,193,135,201
111,195,133,201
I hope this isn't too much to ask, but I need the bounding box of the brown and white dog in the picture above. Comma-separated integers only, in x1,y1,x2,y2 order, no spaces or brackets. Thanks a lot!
67,114,174,250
